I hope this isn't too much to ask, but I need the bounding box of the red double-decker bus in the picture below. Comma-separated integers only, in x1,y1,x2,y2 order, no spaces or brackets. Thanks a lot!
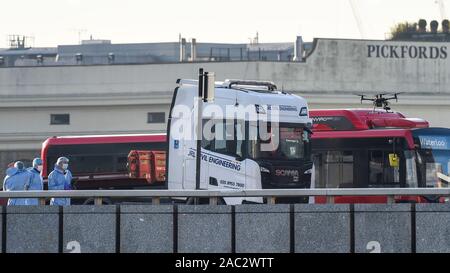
41,134,167,191
310,108,450,203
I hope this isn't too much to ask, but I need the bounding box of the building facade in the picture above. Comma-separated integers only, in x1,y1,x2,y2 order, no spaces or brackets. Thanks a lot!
1,37,449,178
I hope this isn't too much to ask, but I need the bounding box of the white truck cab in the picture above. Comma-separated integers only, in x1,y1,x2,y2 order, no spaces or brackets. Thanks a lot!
167,72,313,204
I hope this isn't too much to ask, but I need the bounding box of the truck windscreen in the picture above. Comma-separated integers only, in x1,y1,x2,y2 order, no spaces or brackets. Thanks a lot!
248,123,310,161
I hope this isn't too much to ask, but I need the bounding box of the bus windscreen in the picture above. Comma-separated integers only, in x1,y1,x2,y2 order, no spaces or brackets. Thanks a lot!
415,134,450,188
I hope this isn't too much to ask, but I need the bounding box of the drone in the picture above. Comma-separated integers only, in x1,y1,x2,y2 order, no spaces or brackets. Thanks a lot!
356,93,402,112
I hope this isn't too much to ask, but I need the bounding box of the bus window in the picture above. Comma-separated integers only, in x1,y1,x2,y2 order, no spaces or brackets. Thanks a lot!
369,151,400,187
426,163,442,187
44,141,167,177
404,151,418,187
70,155,115,174
116,156,129,172
314,151,353,188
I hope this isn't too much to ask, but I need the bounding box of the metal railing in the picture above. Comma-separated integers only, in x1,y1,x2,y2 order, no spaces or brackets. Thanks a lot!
1,188,450,205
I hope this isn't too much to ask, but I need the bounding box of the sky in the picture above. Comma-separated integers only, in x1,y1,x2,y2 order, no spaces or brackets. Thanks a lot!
0,0,448,47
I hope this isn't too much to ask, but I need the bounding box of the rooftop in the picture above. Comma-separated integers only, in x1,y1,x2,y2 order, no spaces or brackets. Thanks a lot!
0,37,312,67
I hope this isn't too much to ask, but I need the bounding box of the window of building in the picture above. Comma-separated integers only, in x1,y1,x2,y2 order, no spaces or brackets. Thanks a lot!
50,114,70,125
147,112,165,124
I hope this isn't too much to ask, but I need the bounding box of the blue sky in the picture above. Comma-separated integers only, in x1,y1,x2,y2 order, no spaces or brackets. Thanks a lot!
1,0,447,47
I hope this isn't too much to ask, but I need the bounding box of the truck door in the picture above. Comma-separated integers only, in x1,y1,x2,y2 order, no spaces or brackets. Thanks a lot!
179,104,208,190
204,119,246,191
183,139,209,189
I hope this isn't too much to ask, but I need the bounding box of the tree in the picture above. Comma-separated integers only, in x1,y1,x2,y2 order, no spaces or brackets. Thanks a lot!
389,22,417,40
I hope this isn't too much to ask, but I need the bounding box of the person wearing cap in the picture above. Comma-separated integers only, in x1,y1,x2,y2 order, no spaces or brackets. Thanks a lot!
48,157,72,206
3,161,32,206
25,158,44,205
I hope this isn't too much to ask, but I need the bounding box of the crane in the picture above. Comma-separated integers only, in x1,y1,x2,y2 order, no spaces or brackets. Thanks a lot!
69,28,87,44
437,0,448,21
349,0,365,39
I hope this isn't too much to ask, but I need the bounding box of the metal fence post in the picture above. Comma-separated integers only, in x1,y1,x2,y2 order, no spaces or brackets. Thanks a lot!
267,196,276,205
387,195,395,204
326,196,335,204
94,197,103,205
209,196,218,205
152,197,161,205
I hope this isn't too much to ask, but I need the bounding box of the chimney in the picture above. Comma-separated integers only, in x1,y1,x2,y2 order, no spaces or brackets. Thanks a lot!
418,19,427,32
293,36,304,62
191,38,197,62
430,20,439,33
179,38,186,62
442,19,449,33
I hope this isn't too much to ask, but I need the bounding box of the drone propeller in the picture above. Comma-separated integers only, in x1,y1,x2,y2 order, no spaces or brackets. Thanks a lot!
355,93,374,103
386,92,403,102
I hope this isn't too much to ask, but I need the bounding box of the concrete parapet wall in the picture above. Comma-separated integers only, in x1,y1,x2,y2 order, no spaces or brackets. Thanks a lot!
63,206,116,253
354,204,412,253
416,204,450,253
235,204,291,253
294,204,351,253
120,205,173,253
177,205,232,253
6,206,59,253
2,204,450,253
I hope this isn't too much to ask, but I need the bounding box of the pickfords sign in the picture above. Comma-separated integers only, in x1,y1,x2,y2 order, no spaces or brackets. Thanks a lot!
367,44,448,59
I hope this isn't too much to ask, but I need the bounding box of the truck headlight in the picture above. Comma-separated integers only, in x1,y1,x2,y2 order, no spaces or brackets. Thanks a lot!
304,168,312,174
260,166,270,173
